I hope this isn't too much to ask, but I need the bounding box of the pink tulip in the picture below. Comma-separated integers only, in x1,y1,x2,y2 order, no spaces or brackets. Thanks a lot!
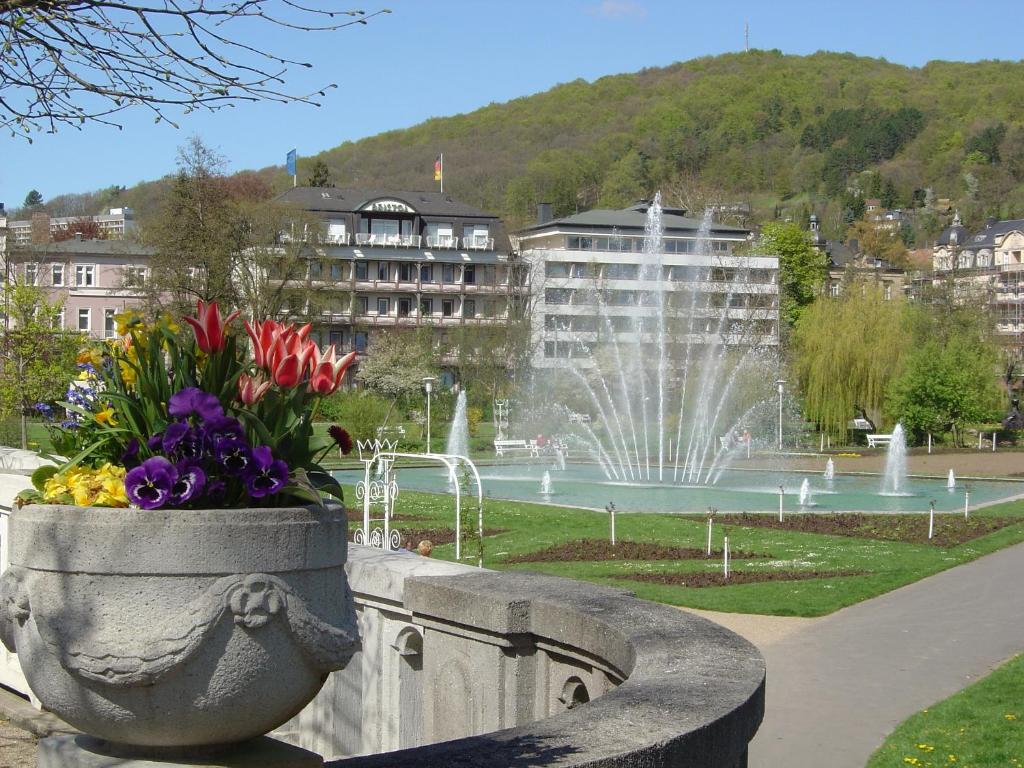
308,347,358,395
237,373,271,405
184,301,239,354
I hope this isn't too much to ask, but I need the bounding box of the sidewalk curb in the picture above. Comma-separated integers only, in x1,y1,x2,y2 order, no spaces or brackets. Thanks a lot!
0,685,74,738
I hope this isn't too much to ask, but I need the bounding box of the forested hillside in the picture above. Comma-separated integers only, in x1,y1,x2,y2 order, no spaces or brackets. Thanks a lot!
30,51,1024,240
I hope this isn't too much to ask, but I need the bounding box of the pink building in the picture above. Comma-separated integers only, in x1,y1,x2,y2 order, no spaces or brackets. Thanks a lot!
10,237,153,338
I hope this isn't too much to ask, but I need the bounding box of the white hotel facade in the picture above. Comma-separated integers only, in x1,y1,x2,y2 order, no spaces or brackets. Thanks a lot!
516,202,779,368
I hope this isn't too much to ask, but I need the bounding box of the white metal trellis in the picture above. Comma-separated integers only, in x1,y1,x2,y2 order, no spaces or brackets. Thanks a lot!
353,439,402,551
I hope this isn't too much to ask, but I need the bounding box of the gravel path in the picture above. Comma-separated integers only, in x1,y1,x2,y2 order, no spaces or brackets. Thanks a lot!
0,718,35,768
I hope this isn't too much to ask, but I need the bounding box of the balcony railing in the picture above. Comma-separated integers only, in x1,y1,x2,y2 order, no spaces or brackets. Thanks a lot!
325,233,350,245
354,233,423,248
426,235,458,249
463,236,494,250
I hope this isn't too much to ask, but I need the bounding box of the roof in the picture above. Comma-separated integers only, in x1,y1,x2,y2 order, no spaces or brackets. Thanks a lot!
961,218,1024,249
277,187,497,219
936,223,968,247
520,208,749,236
22,238,153,257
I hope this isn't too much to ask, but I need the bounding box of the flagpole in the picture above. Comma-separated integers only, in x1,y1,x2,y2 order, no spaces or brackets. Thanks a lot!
440,152,443,194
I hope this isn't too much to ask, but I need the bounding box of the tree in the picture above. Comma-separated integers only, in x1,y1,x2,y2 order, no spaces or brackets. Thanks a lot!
355,329,439,422
53,219,102,242
23,190,42,207
887,337,1002,446
0,1,390,140
758,221,827,328
845,220,908,267
0,282,80,449
790,280,910,439
307,160,334,188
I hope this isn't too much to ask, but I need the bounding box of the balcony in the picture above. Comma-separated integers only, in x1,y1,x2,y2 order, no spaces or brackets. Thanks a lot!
325,233,350,246
463,236,494,250
354,233,423,248
426,235,458,249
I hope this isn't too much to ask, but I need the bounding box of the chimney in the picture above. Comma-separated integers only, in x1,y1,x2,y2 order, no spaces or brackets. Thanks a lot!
537,203,553,225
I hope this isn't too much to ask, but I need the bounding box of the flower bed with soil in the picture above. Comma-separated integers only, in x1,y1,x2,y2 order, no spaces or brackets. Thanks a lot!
686,513,1022,548
505,539,769,563
622,569,869,588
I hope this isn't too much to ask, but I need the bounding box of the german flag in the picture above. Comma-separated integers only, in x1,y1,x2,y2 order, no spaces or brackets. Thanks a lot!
433,154,443,182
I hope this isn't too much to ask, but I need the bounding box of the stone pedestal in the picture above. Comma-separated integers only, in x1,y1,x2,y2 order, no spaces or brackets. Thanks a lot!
38,734,324,768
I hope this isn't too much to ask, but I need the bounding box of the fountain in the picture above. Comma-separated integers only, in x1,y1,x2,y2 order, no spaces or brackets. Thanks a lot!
798,478,813,507
539,470,553,496
545,192,777,486
881,423,909,496
947,469,956,491
446,390,469,458
824,458,835,481
554,448,567,471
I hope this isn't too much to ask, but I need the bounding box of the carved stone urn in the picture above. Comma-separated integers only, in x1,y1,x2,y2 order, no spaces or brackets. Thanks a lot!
0,503,358,751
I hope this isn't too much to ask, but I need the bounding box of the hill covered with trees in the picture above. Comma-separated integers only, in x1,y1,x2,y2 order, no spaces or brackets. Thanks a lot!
27,51,1024,241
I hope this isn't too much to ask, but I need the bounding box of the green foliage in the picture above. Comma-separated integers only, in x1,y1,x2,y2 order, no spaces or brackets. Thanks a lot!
0,282,80,449
355,329,438,413
23,189,43,207
965,123,1007,164
887,338,1002,445
790,280,910,438
306,159,333,187
758,221,827,327
318,389,392,443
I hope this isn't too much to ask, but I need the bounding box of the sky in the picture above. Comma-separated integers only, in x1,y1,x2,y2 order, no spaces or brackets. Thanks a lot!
2,0,1021,210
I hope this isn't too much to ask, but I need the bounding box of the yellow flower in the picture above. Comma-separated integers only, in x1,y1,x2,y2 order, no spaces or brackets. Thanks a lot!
76,347,103,367
95,407,117,426
916,744,934,752
43,464,127,508
1005,713,1018,721
114,310,145,337
904,757,921,766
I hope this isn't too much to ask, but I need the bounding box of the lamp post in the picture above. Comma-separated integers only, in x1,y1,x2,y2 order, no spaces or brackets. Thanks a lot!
423,377,437,454
775,379,786,452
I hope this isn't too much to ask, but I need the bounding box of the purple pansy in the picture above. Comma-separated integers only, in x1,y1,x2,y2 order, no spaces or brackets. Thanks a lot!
204,415,245,445
168,387,223,422
161,422,190,453
244,446,289,498
147,434,164,451
215,437,253,476
170,463,206,506
121,438,140,467
125,457,177,510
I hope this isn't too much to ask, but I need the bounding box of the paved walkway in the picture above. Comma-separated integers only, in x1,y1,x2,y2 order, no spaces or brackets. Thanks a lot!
692,539,1024,768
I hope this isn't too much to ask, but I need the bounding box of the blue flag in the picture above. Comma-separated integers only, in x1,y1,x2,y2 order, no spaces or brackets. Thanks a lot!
286,149,297,176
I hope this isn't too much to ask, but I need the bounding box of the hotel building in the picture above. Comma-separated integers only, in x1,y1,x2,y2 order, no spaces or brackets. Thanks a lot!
275,187,518,354
515,202,779,368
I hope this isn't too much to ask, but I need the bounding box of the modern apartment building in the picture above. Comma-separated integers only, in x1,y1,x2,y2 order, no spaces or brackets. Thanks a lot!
6,237,152,338
516,201,779,368
931,213,1024,347
276,187,517,354
4,208,135,247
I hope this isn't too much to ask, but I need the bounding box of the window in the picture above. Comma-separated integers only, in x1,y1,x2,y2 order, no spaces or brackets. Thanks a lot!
420,298,433,316
426,222,455,247
398,298,411,317
54,309,65,330
442,264,455,283
327,219,347,244
420,264,433,282
546,262,570,278
24,263,37,285
76,265,95,287
125,266,146,288
464,265,476,285
399,263,414,282
355,261,368,280
356,296,369,314
463,299,476,318
104,309,116,338
570,263,588,278
377,298,389,315
354,332,368,352
442,299,454,317
309,261,322,280
545,288,572,305
78,308,90,332
606,264,638,280
329,330,345,348
377,262,390,281
51,264,64,286
829,283,841,298
884,283,893,301
330,262,344,280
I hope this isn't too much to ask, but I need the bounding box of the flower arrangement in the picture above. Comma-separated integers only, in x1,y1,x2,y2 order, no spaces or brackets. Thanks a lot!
23,302,356,510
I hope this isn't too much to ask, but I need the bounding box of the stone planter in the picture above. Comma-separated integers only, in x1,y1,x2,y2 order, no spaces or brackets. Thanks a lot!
0,503,358,751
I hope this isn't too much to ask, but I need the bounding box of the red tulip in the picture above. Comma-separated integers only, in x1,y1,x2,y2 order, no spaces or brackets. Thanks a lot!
308,346,358,395
184,301,239,354
237,373,271,405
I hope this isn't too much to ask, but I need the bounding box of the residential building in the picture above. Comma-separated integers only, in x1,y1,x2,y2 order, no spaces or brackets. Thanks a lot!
808,215,907,300
6,237,153,338
515,201,779,368
4,208,135,247
275,187,517,355
931,213,1024,347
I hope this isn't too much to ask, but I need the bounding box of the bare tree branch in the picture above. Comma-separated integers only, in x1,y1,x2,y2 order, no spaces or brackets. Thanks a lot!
0,0,390,140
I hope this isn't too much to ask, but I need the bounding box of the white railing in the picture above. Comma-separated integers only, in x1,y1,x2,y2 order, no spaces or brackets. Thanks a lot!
426,235,458,249
354,234,422,248
325,233,350,245
463,236,494,250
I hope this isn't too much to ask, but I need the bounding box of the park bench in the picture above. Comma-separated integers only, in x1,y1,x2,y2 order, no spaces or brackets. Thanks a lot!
867,434,893,448
494,439,540,458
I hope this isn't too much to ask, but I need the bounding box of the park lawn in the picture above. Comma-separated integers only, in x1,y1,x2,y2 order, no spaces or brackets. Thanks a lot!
342,484,1024,617
866,653,1024,768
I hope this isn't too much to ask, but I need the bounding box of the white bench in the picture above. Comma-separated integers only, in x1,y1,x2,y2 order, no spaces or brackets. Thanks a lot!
867,434,893,448
494,439,540,458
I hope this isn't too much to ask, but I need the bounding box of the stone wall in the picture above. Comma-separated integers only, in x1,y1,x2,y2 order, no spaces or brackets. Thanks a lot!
276,546,764,767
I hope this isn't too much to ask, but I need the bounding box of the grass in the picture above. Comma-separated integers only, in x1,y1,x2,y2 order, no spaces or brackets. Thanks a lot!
867,654,1024,767
345,483,1024,617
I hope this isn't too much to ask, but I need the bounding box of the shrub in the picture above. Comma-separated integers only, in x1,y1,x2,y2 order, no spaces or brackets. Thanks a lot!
319,390,394,443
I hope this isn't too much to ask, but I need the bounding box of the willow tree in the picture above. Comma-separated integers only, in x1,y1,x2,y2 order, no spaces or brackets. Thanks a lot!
789,280,910,439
